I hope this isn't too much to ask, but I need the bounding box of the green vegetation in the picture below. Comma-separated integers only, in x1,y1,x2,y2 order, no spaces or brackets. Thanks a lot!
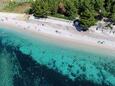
3,2,20,11
0,0,115,28
31,0,78,19
31,0,115,28
0,1,31,13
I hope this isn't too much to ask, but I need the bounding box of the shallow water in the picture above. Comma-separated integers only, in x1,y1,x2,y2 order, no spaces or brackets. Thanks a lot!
0,26,115,86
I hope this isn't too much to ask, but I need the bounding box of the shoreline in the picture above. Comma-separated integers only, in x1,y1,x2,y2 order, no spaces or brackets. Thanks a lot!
0,12,115,56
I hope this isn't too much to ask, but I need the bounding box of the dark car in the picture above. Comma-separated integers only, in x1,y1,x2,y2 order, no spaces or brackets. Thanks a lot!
73,20,88,32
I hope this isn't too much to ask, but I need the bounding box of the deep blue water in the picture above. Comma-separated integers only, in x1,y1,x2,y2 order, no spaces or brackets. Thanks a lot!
0,26,115,86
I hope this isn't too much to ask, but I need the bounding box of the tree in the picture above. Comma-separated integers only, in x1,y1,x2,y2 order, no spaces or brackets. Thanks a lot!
32,0,49,17
80,9,97,27
48,0,58,15
64,0,77,19
111,3,115,21
104,0,113,13
94,0,108,17
79,0,97,27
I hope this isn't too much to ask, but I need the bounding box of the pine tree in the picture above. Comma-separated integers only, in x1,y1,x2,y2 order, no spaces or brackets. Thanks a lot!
111,3,115,21
64,0,77,19
95,0,108,17
79,0,97,27
32,0,48,17
48,0,58,15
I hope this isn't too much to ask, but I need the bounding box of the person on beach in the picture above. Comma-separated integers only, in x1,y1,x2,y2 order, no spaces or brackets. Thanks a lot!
24,27,26,30
42,24,44,26
5,17,8,20
97,41,105,44
1,19,4,22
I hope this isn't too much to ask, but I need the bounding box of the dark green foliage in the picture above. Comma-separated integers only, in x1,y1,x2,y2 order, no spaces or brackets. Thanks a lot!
111,2,115,21
32,0,49,17
64,0,77,19
48,0,58,15
31,0,115,28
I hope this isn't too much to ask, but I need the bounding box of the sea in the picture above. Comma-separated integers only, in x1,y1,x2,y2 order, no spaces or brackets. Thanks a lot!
0,26,115,86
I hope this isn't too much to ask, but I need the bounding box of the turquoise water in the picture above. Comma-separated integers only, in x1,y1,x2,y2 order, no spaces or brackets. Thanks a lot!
0,26,115,86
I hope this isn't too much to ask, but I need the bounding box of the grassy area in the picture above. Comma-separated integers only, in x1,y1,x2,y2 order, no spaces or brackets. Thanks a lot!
0,1,31,13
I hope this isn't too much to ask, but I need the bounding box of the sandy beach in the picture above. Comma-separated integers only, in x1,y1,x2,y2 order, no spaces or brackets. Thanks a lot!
0,12,115,54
